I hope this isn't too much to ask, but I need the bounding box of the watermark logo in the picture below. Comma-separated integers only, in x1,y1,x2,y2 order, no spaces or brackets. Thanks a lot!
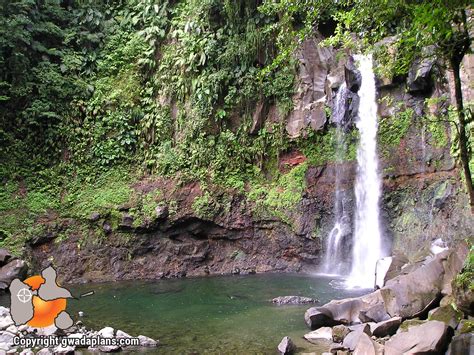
9,266,74,329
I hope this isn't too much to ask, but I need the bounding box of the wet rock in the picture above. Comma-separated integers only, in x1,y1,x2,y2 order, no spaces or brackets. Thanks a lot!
250,99,268,135
272,296,318,305
332,324,351,343
370,317,402,337
407,54,435,94
385,320,448,354
303,327,333,343
446,333,473,355
0,249,13,267
277,336,296,355
138,335,158,347
0,259,27,287
286,37,332,137
428,305,463,329
359,303,390,323
345,56,362,93
305,291,384,329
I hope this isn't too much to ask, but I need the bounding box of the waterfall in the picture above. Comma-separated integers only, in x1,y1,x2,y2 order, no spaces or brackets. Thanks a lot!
346,54,384,288
321,83,349,275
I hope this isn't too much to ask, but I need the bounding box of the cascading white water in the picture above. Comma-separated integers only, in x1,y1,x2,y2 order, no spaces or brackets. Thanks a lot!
322,83,349,275
346,54,384,288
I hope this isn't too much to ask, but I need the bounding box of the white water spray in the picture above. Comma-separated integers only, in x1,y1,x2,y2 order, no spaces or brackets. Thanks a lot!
346,54,384,288
322,83,349,275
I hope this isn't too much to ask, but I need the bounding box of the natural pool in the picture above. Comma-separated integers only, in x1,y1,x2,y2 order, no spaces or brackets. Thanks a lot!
1,273,369,354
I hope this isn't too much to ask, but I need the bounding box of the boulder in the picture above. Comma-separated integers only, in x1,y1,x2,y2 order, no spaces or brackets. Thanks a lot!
89,212,101,222
138,335,158,347
381,254,409,285
0,249,13,267
303,327,333,343
0,330,15,351
277,336,296,355
332,324,351,343
37,349,54,355
380,250,454,318
0,315,14,331
98,326,114,338
428,305,463,329
0,259,27,286
305,290,384,329
272,296,318,305
342,325,372,351
370,317,402,337
353,332,380,355
116,329,133,339
120,213,134,228
407,54,435,94
446,333,473,355
345,56,362,92
385,320,448,355
359,303,390,323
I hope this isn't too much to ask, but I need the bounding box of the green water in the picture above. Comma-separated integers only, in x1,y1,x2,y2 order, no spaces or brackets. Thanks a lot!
1,274,369,354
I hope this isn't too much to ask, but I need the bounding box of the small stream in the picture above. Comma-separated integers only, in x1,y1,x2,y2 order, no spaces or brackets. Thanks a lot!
1,274,369,354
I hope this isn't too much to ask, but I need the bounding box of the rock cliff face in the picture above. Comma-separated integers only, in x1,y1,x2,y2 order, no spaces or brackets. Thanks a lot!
29,36,474,283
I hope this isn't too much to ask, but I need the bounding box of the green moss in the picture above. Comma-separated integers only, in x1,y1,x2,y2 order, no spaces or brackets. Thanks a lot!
64,169,132,219
378,106,413,152
192,191,220,220
455,244,474,290
426,120,449,148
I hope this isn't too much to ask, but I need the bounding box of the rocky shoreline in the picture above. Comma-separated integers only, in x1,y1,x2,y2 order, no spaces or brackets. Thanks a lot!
278,242,473,354
0,306,158,354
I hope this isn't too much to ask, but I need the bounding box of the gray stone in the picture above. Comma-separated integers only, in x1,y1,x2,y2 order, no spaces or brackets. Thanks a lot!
446,333,473,355
370,317,402,337
385,320,448,355
0,315,13,331
380,246,467,318
272,296,318,305
0,259,27,285
98,326,114,338
303,327,332,343
120,213,134,228
0,330,15,350
20,349,34,355
305,290,384,329
37,349,53,355
277,336,296,355
359,303,390,323
353,332,379,355
138,335,158,347
116,329,132,339
54,345,75,354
